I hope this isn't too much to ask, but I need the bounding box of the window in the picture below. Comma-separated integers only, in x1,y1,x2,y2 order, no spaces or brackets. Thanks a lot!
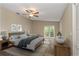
44,26,55,38
11,24,17,32
17,25,22,31
11,24,22,32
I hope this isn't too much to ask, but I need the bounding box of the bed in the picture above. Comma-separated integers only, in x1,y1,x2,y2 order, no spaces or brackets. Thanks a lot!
8,32,44,51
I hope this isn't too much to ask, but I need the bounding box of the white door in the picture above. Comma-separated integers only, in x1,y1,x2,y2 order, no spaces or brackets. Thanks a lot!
76,4,79,55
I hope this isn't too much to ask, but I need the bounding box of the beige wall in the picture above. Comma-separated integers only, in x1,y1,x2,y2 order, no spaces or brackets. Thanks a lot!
32,20,59,36
0,5,2,31
60,4,72,53
0,6,32,34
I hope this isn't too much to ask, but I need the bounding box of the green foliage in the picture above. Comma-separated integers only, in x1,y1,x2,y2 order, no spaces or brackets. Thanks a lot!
44,26,55,37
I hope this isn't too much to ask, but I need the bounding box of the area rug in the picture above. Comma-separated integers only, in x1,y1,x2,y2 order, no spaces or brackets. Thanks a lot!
0,51,14,56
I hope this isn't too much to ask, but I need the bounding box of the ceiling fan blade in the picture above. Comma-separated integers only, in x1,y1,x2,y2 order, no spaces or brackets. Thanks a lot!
33,14,39,17
30,10,34,12
25,10,31,13
33,12,39,14
35,12,39,14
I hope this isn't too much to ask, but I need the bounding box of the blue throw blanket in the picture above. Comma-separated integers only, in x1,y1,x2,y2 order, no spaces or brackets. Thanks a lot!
18,35,39,48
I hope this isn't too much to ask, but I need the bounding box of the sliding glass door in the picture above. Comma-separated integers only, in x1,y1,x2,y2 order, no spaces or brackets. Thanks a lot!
44,26,55,38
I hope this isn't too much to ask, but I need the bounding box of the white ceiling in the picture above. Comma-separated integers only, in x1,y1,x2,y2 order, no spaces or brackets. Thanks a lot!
2,3,68,21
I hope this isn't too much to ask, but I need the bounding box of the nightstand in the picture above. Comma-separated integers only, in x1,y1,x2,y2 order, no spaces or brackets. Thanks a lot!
0,40,14,50
0,40,9,50
54,43,71,56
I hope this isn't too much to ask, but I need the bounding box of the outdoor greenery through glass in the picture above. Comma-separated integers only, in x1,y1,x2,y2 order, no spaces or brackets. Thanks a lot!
44,26,55,37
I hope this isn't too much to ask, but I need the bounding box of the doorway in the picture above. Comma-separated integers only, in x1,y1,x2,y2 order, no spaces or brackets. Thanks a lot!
44,25,55,49
44,25,55,38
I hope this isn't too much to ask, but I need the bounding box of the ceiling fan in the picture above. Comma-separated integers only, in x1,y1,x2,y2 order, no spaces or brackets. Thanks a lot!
25,9,39,17
16,8,39,17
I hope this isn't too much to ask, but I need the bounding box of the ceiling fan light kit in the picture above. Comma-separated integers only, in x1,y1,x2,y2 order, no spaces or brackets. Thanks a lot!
29,14,33,17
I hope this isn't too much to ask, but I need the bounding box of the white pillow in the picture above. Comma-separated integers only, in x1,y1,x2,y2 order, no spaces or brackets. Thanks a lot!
20,34,28,39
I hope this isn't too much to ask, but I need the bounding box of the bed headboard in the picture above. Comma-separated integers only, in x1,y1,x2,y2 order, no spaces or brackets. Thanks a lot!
8,32,25,37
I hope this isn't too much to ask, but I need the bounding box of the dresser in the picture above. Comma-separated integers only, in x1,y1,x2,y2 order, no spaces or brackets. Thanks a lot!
54,43,71,56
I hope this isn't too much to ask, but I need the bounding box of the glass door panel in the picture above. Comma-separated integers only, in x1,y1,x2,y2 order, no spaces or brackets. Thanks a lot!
44,26,55,38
